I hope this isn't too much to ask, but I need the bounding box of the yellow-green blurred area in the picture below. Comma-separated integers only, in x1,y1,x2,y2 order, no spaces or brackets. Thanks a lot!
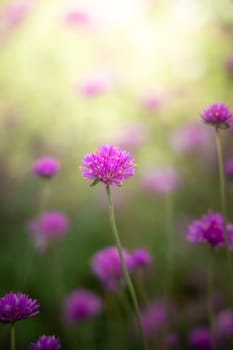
0,0,233,348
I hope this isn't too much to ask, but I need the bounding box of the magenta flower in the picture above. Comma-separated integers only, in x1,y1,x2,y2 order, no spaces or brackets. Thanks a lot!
32,157,60,178
0,292,39,323
142,167,181,196
90,246,134,292
0,0,31,32
63,289,102,325
224,158,233,178
30,335,61,350
77,72,111,97
27,211,69,252
187,212,225,248
188,327,211,350
80,145,136,186
131,249,152,270
200,103,233,129
64,8,91,28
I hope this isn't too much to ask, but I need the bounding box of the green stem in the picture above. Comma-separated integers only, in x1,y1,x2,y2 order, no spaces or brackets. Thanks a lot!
207,249,216,350
10,324,15,350
215,128,233,300
105,185,148,350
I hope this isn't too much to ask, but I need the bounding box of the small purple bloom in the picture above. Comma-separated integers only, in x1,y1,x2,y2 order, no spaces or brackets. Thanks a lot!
63,289,102,325
142,167,181,196
131,249,152,270
188,327,211,350
30,335,61,350
80,145,136,186
187,212,225,248
64,8,91,28
216,309,233,338
0,292,40,323
225,158,233,178
200,103,233,129
32,157,60,178
90,246,134,292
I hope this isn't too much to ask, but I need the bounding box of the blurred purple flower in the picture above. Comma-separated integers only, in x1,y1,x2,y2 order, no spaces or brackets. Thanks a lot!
131,249,152,270
170,123,211,154
80,145,136,186
27,212,69,252
224,158,233,178
64,8,92,28
0,292,39,323
0,0,32,33
141,93,161,112
32,157,60,179
77,71,111,97
141,167,181,196
188,327,211,350
30,335,61,350
200,103,233,129
63,289,102,325
187,212,225,248
90,246,134,292
215,309,233,339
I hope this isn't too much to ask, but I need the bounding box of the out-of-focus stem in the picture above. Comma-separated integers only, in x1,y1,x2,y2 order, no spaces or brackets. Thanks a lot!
164,192,174,300
10,323,15,350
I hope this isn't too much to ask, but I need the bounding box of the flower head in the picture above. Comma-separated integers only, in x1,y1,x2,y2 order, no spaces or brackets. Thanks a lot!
225,158,233,178
90,246,134,292
63,289,102,325
141,93,161,111
32,157,60,178
30,335,61,350
27,212,69,252
131,249,152,270
187,212,225,248
188,327,211,350
80,145,136,186
0,292,39,323
200,103,233,129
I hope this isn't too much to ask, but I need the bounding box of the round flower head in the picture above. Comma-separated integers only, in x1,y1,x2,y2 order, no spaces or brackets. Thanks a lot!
30,335,61,350
131,249,152,270
187,212,225,248
90,246,134,292
225,158,233,178
63,289,102,325
27,211,69,252
200,103,233,129
80,145,136,186
188,327,211,350
32,157,60,178
0,292,40,323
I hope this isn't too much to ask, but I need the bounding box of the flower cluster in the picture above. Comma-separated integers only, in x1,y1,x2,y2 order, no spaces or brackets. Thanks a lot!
200,103,233,129
30,335,61,350
80,145,136,186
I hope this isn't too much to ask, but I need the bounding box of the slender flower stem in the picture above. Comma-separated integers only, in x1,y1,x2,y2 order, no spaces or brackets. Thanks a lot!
215,127,233,300
10,323,15,350
105,185,148,350
207,249,216,350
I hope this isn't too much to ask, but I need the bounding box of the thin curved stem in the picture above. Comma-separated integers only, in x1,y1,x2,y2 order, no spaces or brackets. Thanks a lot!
105,185,148,350
10,323,15,350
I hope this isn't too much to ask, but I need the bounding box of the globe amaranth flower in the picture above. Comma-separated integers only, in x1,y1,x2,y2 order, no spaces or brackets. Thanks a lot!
142,167,181,196
63,289,102,325
90,246,134,292
188,327,211,350
0,292,40,323
27,211,69,252
131,249,152,270
187,212,227,248
200,103,233,129
80,145,136,186
30,335,61,350
32,157,60,178
224,158,233,178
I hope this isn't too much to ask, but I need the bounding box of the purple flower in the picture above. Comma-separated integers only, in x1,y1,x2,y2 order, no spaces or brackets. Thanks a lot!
0,0,32,32
63,289,102,325
141,93,161,111
187,212,225,248
32,157,60,178
216,309,233,338
64,8,92,28
138,300,168,340
200,103,233,129
30,335,61,350
131,249,152,270
225,158,233,178
90,246,134,292
77,71,111,97
80,145,136,186
142,167,181,196
0,292,39,323
27,212,69,252
188,327,211,350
